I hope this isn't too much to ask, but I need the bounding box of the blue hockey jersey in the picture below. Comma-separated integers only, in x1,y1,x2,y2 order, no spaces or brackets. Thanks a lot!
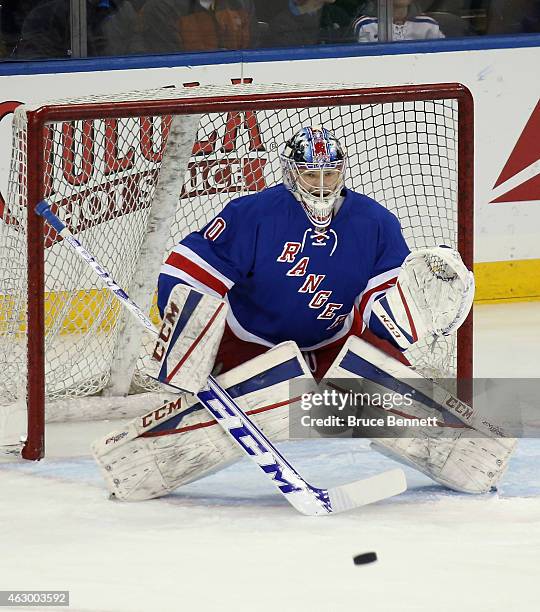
158,184,410,350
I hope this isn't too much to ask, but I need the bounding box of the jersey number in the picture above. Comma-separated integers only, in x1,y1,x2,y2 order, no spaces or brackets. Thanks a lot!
204,217,227,241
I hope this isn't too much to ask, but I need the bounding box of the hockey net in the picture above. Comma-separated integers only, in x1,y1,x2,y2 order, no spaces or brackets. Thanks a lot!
0,83,473,459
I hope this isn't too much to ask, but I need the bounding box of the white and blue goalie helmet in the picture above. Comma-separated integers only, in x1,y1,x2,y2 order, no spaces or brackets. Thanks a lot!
280,126,347,229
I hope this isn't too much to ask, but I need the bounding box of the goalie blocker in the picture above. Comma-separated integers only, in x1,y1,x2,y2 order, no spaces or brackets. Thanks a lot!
147,284,227,393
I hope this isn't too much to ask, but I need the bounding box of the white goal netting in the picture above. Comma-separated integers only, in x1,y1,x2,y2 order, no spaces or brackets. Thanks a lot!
0,83,469,442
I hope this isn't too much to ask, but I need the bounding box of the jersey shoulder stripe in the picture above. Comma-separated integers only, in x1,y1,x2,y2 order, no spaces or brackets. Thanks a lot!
173,244,234,290
355,267,401,324
165,252,229,297
410,15,440,25
159,265,221,298
162,244,234,297
353,15,377,31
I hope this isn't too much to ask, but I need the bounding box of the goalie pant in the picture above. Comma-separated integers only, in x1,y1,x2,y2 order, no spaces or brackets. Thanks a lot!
145,281,407,397
215,317,408,381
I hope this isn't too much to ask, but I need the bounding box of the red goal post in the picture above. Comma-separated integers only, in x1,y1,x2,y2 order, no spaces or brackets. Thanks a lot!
0,82,474,460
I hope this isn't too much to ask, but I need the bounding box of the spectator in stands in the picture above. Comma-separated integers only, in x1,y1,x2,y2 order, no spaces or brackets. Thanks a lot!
522,1,540,31
256,0,337,47
15,0,140,59
138,0,257,54
487,0,540,35
318,0,370,44
353,0,445,41
0,0,38,58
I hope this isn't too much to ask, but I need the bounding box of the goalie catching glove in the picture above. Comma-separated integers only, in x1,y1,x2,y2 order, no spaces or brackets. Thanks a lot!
372,246,475,350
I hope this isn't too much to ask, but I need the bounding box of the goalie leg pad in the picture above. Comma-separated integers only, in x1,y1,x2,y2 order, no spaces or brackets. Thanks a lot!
92,341,314,501
146,284,227,394
323,336,517,494
371,435,517,494
0,401,26,455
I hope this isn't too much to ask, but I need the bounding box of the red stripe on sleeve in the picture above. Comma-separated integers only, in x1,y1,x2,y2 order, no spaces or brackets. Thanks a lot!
357,278,397,321
396,281,418,342
166,252,230,296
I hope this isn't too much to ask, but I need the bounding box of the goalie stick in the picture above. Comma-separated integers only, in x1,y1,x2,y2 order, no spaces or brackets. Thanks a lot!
36,201,406,515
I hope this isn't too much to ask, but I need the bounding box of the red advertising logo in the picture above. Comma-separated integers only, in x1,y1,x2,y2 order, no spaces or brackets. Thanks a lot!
0,79,267,243
491,100,540,204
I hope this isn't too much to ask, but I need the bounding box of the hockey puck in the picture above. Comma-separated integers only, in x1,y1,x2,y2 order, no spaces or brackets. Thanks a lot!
353,552,377,565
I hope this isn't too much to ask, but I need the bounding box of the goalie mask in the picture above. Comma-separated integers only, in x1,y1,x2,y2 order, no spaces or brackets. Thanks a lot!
280,126,347,229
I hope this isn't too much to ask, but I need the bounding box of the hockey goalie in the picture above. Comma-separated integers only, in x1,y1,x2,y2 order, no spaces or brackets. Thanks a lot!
92,126,516,502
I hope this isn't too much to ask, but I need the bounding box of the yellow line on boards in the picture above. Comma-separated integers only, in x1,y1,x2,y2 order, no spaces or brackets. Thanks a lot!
0,289,162,334
474,259,540,303
1,260,540,334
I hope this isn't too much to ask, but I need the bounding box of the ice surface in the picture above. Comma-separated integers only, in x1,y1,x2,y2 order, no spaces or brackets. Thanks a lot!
1,302,539,612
